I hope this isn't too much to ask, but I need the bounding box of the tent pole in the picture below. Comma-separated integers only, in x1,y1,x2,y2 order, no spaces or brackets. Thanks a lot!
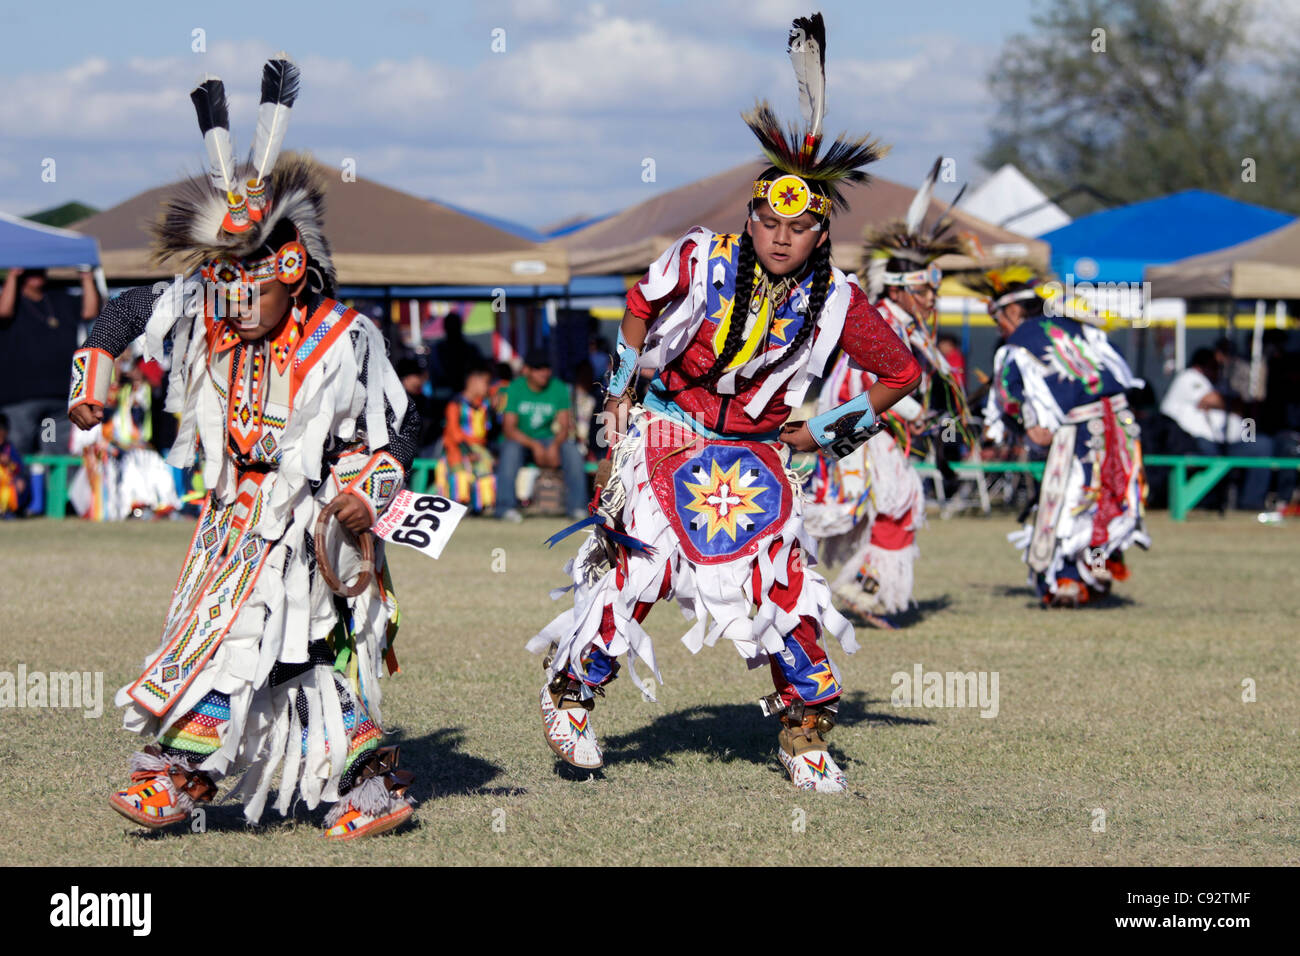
1250,299,1265,400
1175,305,1186,373
1136,323,1148,383
961,297,970,359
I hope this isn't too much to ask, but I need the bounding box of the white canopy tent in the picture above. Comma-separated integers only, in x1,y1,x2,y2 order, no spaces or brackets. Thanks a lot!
962,165,1072,238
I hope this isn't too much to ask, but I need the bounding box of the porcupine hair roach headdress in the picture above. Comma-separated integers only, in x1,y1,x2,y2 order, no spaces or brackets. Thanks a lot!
744,13,888,224
151,54,336,296
862,156,970,301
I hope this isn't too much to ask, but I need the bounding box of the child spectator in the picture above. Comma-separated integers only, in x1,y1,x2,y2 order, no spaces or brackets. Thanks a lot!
436,366,496,513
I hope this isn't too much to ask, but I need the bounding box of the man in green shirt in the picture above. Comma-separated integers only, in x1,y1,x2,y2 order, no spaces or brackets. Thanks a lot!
496,348,588,521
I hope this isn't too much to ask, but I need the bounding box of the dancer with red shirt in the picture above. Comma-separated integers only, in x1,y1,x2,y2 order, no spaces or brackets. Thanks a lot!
528,13,921,792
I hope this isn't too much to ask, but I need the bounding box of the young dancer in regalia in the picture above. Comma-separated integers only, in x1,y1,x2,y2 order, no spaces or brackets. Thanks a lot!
970,265,1148,606
529,14,922,792
804,160,974,625
68,57,421,838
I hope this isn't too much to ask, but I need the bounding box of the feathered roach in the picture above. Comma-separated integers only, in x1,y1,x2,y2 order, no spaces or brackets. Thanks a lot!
151,152,335,294
742,11,887,215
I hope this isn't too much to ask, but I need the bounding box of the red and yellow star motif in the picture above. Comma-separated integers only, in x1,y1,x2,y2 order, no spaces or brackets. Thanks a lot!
807,662,838,698
683,459,766,541
769,314,794,342
767,174,811,217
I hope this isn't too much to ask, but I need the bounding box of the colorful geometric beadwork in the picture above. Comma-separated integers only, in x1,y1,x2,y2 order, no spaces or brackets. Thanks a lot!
343,451,404,522
157,691,230,757
128,474,271,717
68,347,112,411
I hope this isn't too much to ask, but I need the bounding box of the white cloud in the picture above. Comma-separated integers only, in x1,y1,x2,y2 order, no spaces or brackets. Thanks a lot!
0,17,1002,227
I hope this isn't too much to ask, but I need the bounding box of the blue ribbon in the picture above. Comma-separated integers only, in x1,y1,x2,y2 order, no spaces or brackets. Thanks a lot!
543,514,657,558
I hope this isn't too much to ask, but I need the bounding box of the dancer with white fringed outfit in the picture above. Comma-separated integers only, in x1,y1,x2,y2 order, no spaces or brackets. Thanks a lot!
528,13,921,793
805,159,976,626
69,56,421,839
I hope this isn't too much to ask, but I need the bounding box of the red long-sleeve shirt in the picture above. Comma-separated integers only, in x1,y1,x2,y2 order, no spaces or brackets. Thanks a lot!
627,240,920,436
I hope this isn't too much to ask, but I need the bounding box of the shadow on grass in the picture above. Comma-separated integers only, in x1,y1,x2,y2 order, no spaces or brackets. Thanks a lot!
393,726,514,799
1082,592,1137,610
893,594,954,626
839,594,953,630
988,583,1136,612
837,691,935,729
598,690,933,771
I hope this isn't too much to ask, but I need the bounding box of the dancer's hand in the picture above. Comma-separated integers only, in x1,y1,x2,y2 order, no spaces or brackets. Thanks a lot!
70,404,104,430
603,394,631,421
600,395,631,445
779,420,818,453
335,493,373,533
1026,426,1052,446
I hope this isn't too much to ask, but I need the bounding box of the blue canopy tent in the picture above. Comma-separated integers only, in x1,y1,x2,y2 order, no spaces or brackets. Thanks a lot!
1039,190,1294,284
0,211,101,270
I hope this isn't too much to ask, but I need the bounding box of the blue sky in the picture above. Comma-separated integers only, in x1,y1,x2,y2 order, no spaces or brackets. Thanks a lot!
0,0,1040,227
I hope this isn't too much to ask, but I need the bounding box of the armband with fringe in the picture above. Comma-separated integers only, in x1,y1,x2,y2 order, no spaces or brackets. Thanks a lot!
606,328,639,400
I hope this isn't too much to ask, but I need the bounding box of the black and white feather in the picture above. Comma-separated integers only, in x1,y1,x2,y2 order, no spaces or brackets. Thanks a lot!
743,12,887,215
905,156,943,237
152,152,336,295
787,13,826,144
251,54,301,186
191,77,235,196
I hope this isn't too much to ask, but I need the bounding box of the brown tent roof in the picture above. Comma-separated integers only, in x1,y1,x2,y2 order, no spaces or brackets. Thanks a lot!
72,163,568,287
550,160,1048,276
1146,219,1300,299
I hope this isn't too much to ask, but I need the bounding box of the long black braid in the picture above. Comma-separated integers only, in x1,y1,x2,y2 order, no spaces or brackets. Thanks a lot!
699,228,760,391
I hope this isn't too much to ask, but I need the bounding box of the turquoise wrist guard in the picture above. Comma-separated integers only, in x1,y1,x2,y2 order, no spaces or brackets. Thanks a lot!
809,391,879,459
607,328,639,397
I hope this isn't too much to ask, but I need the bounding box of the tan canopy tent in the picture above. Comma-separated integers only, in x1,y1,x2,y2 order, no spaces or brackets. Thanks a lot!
1146,219,1300,299
551,160,1048,277
72,163,568,287
1146,218,1299,386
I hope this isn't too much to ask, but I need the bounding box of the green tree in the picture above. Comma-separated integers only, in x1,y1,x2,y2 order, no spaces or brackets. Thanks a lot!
25,202,99,229
982,0,1300,215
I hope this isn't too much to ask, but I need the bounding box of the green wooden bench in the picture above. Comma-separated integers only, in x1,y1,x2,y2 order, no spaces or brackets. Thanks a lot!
27,453,1294,523
932,457,1300,521
1144,454,1300,521
24,454,82,521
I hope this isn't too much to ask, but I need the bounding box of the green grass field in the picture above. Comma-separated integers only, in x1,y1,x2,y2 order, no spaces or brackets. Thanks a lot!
0,511,1296,866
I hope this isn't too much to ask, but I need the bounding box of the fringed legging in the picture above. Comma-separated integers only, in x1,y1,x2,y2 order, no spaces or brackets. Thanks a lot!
566,539,841,708
156,639,380,793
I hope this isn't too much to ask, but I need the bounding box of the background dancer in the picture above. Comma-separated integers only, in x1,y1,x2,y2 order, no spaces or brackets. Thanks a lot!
970,264,1149,606
805,159,974,625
